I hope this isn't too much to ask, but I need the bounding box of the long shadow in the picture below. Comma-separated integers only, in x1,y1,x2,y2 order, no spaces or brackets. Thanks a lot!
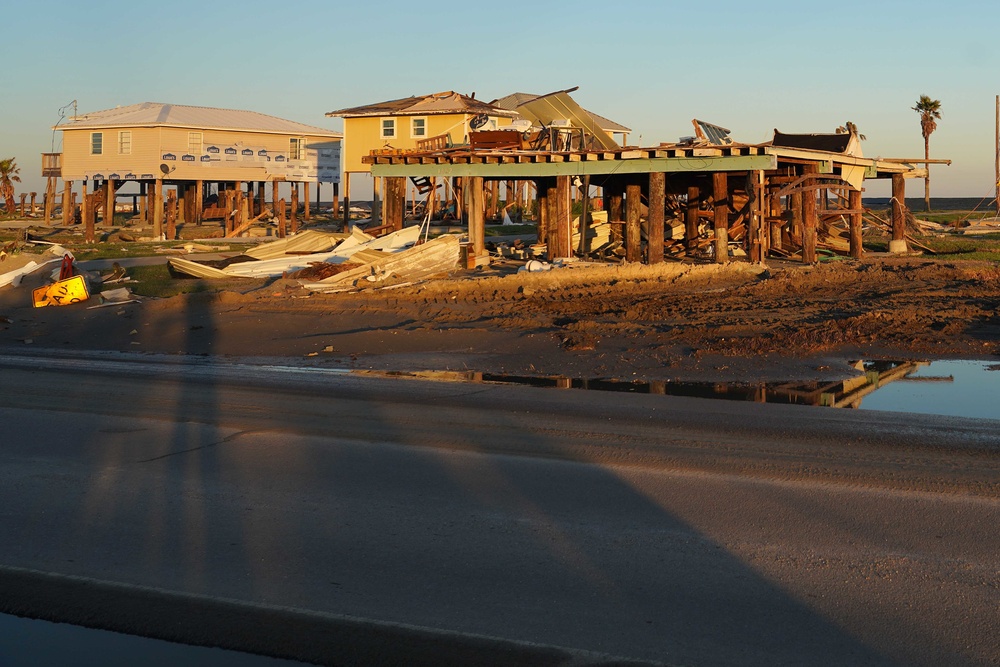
1,344,972,665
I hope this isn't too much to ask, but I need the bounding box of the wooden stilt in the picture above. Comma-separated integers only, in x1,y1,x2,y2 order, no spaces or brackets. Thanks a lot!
647,172,665,264
712,172,728,264
555,175,571,259
258,181,265,218
44,177,56,224
849,188,863,258
385,176,405,232
536,179,549,247
686,184,700,253
544,184,558,260
304,181,311,221
272,181,280,223
469,176,486,257
749,171,765,263
278,198,287,238
29,192,37,219
802,166,818,264
290,183,299,233
104,179,116,226
891,174,907,252
769,191,782,252
83,185,95,244
62,181,72,225
166,189,177,240
609,185,624,246
19,194,27,218
625,183,642,263
342,173,351,228
153,179,163,239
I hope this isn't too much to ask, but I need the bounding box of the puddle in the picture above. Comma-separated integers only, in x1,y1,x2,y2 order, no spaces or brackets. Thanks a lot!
360,360,1000,420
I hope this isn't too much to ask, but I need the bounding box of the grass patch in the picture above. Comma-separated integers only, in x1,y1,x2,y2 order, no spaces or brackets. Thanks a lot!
125,264,261,298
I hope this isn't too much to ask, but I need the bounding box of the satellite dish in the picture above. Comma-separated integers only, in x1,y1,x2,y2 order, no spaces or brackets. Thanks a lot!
470,114,489,130
159,163,171,175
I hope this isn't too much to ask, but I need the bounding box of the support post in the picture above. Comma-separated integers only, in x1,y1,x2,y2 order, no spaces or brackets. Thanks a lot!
749,171,765,263
332,183,340,221
849,188,863,259
290,183,299,233
554,175,571,260
278,199,287,238
385,176,406,232
258,181,266,218
469,176,485,257
891,173,907,253
166,189,177,240
153,179,163,240
44,177,56,224
769,191,782,252
19,194,27,218
685,184,700,253
647,172,665,264
625,183,642,263
608,184,623,246
104,179,116,226
30,192,37,219
342,173,351,228
84,188,95,244
712,172,728,264
139,183,147,223
802,166,818,264
62,181,72,225
790,191,803,246
536,179,549,247
303,182,311,221
544,184,558,260
195,180,204,225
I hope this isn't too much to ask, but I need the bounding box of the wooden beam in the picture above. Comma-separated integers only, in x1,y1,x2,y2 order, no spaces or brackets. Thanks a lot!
647,172,664,264
304,181,311,221
290,183,299,233
891,173,906,250
104,179,115,226
712,172,728,264
545,184,558,261
385,176,406,233
278,198,287,238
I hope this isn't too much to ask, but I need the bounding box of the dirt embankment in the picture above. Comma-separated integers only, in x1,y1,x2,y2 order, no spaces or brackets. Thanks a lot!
2,257,999,382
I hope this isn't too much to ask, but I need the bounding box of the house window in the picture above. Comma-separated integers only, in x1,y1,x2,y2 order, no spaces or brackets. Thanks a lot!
91,132,103,155
289,137,303,160
118,131,131,155
411,117,426,138
188,132,203,153
381,118,396,139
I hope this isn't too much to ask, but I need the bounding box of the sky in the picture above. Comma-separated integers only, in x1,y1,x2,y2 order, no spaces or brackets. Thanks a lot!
2,0,998,201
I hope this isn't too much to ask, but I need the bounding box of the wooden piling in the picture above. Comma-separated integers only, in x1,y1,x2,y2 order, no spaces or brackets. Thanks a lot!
469,176,485,257
648,172,665,264
712,172,728,263
849,188,863,258
625,183,642,263
802,166,818,264
82,182,94,243
153,179,164,240
44,177,56,224
544,185,558,260
686,184,700,253
342,173,351,228
19,194,26,218
749,171,764,263
769,191,782,252
277,198,287,238
29,192,37,219
290,183,299,234
536,179,549,247
62,181,72,226
554,175,572,260
891,173,906,246
385,176,406,232
258,181,266,219
608,185,624,246
105,179,116,226
166,189,177,241
272,181,280,222
139,183,147,223
304,182,311,221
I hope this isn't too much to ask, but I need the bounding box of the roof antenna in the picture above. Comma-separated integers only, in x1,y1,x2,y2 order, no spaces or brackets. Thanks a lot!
51,100,78,152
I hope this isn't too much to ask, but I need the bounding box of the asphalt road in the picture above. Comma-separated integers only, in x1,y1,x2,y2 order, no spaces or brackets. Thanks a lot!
0,351,998,666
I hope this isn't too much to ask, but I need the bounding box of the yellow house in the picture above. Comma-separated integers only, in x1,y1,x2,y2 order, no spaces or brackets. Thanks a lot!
327,91,519,174
56,102,342,186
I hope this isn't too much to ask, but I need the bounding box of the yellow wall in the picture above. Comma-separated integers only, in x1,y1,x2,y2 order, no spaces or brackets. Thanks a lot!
60,126,340,183
342,114,512,173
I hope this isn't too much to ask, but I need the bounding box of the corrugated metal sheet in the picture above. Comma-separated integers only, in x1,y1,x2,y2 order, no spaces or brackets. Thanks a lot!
61,102,341,137
515,91,620,151
492,91,631,134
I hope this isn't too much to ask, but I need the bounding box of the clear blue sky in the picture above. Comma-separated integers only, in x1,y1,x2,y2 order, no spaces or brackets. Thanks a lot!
2,0,998,201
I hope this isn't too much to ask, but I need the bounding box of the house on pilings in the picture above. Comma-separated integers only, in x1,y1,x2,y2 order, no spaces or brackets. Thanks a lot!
326,91,521,222
363,117,931,266
44,102,342,238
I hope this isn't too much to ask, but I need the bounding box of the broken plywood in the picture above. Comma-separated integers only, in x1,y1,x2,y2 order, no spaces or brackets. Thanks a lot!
300,235,460,292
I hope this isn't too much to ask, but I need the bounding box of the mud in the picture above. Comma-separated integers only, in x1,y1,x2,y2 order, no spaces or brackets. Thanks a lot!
2,256,998,383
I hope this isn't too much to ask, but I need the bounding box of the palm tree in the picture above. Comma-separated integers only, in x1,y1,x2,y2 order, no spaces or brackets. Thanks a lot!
0,157,20,216
912,96,942,212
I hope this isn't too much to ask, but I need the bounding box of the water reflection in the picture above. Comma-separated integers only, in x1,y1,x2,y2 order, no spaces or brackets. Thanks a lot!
360,359,1000,420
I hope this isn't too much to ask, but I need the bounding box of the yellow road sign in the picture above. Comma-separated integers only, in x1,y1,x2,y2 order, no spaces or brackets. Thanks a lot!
32,275,90,308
